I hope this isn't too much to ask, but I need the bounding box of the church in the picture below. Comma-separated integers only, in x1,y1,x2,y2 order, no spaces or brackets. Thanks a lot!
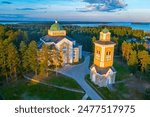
90,28,116,87
39,21,82,64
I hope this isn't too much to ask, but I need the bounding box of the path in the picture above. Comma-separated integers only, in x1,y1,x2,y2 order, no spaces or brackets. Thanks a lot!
58,52,103,100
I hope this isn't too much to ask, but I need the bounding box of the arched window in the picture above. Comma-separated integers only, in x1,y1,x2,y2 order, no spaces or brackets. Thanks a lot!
96,50,100,59
97,50,100,54
62,46,67,55
106,51,111,61
63,46,67,50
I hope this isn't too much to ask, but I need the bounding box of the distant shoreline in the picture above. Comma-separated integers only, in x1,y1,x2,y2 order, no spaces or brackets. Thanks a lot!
0,20,150,24
0,21,150,32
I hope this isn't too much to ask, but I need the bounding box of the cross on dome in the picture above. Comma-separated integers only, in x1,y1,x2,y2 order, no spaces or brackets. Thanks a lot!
55,20,58,24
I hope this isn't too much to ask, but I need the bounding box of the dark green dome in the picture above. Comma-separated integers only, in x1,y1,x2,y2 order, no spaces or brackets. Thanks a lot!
102,28,109,33
50,21,63,31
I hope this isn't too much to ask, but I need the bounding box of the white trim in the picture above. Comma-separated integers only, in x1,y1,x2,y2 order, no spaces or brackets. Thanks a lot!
95,43,115,47
56,38,73,47
101,46,105,62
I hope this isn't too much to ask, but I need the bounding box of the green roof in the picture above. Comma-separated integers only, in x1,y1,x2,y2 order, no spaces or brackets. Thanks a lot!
50,21,63,31
102,28,109,33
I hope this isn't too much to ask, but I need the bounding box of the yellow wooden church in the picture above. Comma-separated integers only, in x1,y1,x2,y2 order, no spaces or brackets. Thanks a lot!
90,28,116,87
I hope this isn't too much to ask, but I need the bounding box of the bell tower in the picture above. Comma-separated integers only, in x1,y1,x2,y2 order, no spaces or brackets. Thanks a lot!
94,28,115,68
90,28,116,87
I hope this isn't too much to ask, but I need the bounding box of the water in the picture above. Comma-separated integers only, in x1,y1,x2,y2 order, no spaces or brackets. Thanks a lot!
66,22,150,32
0,21,23,24
0,21,150,32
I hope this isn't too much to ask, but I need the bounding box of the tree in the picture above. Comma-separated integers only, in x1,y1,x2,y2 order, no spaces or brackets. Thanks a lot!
91,36,96,52
0,26,5,40
6,43,19,79
127,50,138,73
121,41,133,61
19,41,27,72
39,44,49,77
138,50,150,72
0,40,8,81
27,41,39,76
48,46,63,75
121,41,127,59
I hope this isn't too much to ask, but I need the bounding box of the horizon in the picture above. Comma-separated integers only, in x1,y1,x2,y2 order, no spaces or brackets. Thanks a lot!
0,0,150,22
0,20,150,23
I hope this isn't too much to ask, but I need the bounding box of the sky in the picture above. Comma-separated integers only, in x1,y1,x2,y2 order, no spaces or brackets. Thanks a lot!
0,0,150,22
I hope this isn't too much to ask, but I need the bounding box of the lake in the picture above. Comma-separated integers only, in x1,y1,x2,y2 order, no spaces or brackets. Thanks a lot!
65,22,150,32
0,21,150,32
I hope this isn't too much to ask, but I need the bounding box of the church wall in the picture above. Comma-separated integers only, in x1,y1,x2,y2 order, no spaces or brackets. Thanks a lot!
69,45,73,63
59,42,70,64
48,30,66,36
100,32,111,41
73,48,79,63
78,45,82,59
94,45,102,66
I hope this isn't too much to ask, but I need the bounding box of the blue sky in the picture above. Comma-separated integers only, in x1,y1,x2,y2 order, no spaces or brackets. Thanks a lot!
0,0,150,22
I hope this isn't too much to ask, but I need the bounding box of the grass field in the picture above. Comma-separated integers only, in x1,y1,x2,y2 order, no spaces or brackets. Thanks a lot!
113,57,131,81
0,79,84,100
44,72,82,90
85,74,145,100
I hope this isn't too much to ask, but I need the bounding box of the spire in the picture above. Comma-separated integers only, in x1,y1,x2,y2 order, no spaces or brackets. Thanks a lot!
55,20,58,24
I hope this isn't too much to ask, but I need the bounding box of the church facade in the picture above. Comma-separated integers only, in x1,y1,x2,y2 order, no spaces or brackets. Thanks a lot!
90,28,116,87
39,21,82,64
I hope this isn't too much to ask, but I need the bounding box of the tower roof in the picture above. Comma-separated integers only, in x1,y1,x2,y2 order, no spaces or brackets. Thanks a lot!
102,28,109,33
50,20,63,31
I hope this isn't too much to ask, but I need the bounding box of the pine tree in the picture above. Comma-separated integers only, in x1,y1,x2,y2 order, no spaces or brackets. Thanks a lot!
27,41,39,76
121,41,133,61
127,50,138,73
121,41,127,59
19,41,27,72
48,46,63,75
6,43,19,79
138,50,150,72
91,36,96,52
39,44,49,77
0,40,8,81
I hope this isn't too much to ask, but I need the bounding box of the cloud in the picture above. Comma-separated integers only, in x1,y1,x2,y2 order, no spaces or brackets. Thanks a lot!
78,0,127,12
16,8,36,10
16,7,47,11
1,1,13,4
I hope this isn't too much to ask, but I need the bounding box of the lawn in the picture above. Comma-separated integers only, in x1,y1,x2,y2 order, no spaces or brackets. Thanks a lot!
85,75,131,100
113,57,131,81
29,72,82,90
0,79,84,100
85,74,146,100
45,72,82,90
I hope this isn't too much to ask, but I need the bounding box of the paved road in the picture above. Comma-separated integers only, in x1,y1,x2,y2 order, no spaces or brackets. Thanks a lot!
59,52,102,100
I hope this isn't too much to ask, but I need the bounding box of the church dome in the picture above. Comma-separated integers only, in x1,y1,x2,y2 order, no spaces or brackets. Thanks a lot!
102,28,109,33
50,20,63,31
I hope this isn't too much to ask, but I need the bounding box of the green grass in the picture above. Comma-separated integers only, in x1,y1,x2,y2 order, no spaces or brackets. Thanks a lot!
113,57,130,81
85,74,128,100
44,72,82,90
0,79,84,100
